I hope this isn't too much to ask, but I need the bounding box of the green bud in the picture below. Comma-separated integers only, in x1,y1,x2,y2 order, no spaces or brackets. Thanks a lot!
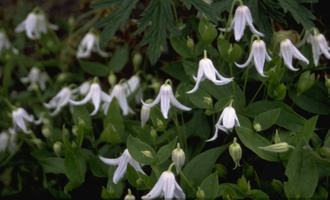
108,73,117,87
273,129,281,144
187,36,195,49
72,125,79,136
53,141,63,157
150,126,158,138
31,138,44,149
196,187,205,200
229,137,242,170
253,123,262,132
133,52,143,71
213,164,227,178
68,15,75,27
156,118,164,127
136,178,142,186
320,147,330,159
203,96,213,107
258,142,294,153
271,179,283,194
237,175,249,192
42,126,52,138
172,143,185,173
325,76,330,88
297,70,315,96
141,151,153,159
124,189,135,200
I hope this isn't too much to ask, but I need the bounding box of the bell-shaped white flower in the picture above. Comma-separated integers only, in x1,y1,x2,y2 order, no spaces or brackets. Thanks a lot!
9,108,42,134
141,99,152,128
0,30,18,55
103,83,135,116
172,143,185,173
123,75,141,96
20,67,49,91
99,149,145,184
187,50,233,94
0,131,17,153
307,31,330,66
142,80,191,119
76,32,109,59
15,9,58,40
279,39,309,71
219,5,264,41
69,81,111,116
44,87,77,116
207,100,240,141
235,39,271,77
142,164,185,200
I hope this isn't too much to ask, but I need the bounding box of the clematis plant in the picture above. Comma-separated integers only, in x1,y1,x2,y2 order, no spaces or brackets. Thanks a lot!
76,32,109,59
9,107,42,134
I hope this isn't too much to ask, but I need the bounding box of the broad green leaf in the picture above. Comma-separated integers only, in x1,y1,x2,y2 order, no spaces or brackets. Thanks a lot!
39,157,65,174
290,115,318,146
284,139,318,199
108,44,128,72
187,86,213,109
200,173,219,200
126,164,149,190
253,108,281,131
81,149,108,178
236,126,279,162
100,123,123,144
64,151,86,183
79,60,110,77
267,82,286,100
170,35,193,58
201,24,218,44
303,145,330,167
217,38,230,60
248,190,270,200
181,143,230,197
162,61,190,82
227,43,243,64
155,137,177,165
104,99,124,135
127,135,157,165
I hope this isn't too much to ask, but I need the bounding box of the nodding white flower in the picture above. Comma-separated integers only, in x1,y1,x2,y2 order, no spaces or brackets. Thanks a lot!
76,33,109,59
0,30,18,55
102,83,135,116
99,149,145,184
207,100,239,142
15,11,58,40
219,5,264,41
307,31,330,66
187,50,233,94
141,80,191,119
78,81,91,95
20,67,49,91
142,168,185,199
141,99,152,128
235,39,271,77
279,39,309,71
69,82,111,116
123,75,141,96
44,87,77,116
0,131,17,153
9,108,42,134
172,143,185,173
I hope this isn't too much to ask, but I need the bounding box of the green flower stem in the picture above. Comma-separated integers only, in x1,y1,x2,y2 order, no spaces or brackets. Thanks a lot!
173,113,184,150
242,67,250,106
179,167,197,193
248,82,264,106
70,9,97,34
0,140,24,167
170,0,179,23
69,12,102,41
229,63,238,105
180,113,188,154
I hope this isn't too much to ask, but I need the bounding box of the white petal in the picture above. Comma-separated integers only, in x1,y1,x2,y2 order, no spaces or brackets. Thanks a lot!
99,155,121,165
15,19,27,33
142,172,166,199
90,85,101,116
233,6,247,41
69,88,93,106
206,127,219,142
169,93,191,112
160,86,171,119
173,181,186,199
141,92,161,108
317,34,330,59
253,41,267,77
235,46,254,68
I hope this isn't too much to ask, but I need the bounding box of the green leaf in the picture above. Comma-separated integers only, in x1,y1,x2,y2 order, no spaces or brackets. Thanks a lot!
39,157,65,174
290,116,318,146
162,61,190,82
218,183,246,199
236,126,279,162
170,35,193,58
253,108,281,131
199,17,217,44
155,137,177,165
127,135,157,165
79,60,110,77
81,149,108,178
104,99,124,135
200,173,219,200
217,38,230,61
187,87,213,109
72,105,92,129
103,165,124,198
303,145,330,167
100,123,123,144
126,164,150,190
181,143,230,197
278,0,315,30
284,139,318,199
64,181,82,194
190,0,217,23
108,44,128,72
227,44,243,64
94,0,138,47
64,151,86,183
135,0,181,65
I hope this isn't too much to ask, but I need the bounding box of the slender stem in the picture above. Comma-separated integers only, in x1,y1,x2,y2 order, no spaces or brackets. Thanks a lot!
248,83,264,106
242,67,250,105
180,113,188,154
0,140,24,167
69,12,102,41
173,113,184,150
170,1,179,23
230,63,238,105
71,10,97,34
179,168,197,193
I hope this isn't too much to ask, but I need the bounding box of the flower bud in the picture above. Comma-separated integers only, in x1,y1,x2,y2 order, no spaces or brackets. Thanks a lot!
31,138,44,149
187,36,195,49
273,130,281,144
141,99,152,128
124,189,135,200
253,123,262,132
150,126,158,138
53,141,63,157
258,142,294,153
325,76,330,88
203,96,213,107
136,178,142,186
68,15,75,27
42,126,52,138
108,72,117,87
320,147,330,159
237,175,249,192
141,151,153,159
72,125,79,136
172,143,185,173
297,70,315,96
133,52,143,71
229,137,242,169
156,118,164,127
196,187,205,199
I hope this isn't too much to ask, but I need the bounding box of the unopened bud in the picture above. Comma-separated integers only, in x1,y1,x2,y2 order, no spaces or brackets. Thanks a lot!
133,52,143,70
141,99,152,128
172,143,185,173
72,125,79,136
258,142,294,153
196,187,205,199
203,96,213,107
150,126,158,138
141,151,153,159
187,36,195,49
320,147,330,159
71,141,77,149
253,123,262,132
229,137,242,170
53,141,63,157
68,15,75,27
136,178,142,186
156,118,164,127
42,126,52,138
237,175,249,192
31,138,44,149
108,73,117,87
124,189,135,200
273,130,281,144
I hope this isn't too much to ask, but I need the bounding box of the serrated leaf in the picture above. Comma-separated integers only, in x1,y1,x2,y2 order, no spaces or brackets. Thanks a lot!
190,0,217,23
278,0,315,30
136,0,181,65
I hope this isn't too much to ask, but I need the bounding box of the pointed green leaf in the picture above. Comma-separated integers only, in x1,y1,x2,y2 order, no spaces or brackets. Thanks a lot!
200,173,219,200
253,108,281,131
290,115,318,145
79,60,110,77
155,137,177,165
127,135,157,165
64,151,86,183
108,44,128,72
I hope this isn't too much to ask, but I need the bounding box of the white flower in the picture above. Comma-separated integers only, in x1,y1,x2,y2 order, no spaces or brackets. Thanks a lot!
307,31,330,66
142,170,185,200
172,143,185,173
69,82,111,116
0,131,17,153
187,50,233,94
219,5,264,41
0,30,18,55
78,81,91,95
123,75,141,96
9,108,42,134
44,87,76,116
279,39,309,71
207,100,239,141
235,39,271,77
99,149,145,184
141,100,152,128
15,11,58,40
141,80,191,119
20,67,49,91
102,83,135,116
76,33,109,59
